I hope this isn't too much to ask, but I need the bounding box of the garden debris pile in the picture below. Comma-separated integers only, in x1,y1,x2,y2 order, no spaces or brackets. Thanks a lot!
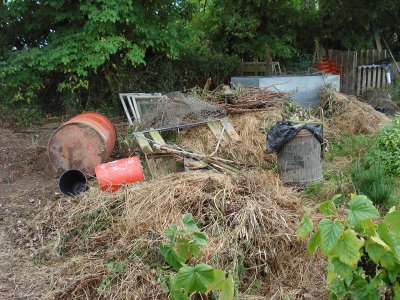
139,91,226,130
364,90,400,117
45,171,325,299
201,85,288,113
320,87,391,137
177,110,283,166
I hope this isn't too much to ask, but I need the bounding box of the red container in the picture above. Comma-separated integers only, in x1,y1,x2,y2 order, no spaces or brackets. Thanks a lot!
48,112,116,176
95,156,145,192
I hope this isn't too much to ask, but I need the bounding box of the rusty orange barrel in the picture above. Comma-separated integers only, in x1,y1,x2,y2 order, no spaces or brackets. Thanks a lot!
48,112,116,176
95,156,145,192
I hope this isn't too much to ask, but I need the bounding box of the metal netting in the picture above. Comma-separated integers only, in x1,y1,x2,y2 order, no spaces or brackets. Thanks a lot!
138,92,226,130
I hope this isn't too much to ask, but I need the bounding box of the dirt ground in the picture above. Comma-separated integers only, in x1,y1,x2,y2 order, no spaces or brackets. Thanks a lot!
0,127,60,299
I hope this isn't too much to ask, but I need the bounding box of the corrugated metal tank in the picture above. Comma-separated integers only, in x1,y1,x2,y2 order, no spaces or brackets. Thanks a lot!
48,112,116,175
277,129,323,186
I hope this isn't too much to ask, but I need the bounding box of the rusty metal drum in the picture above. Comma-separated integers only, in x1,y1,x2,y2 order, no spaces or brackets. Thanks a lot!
277,129,323,186
48,112,116,176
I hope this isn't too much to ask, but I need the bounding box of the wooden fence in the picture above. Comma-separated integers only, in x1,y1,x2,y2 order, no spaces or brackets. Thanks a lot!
356,65,391,95
327,49,390,94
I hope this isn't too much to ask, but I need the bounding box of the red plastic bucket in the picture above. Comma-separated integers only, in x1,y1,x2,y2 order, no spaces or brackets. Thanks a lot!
95,156,145,192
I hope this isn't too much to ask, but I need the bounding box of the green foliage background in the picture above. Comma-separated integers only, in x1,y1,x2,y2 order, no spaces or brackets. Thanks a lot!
1,0,399,120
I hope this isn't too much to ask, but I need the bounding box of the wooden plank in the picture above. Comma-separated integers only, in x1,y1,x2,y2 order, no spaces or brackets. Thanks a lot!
207,121,228,146
221,119,241,142
352,51,358,94
357,67,362,95
371,66,376,89
149,130,166,145
362,67,368,93
377,67,382,89
135,133,153,154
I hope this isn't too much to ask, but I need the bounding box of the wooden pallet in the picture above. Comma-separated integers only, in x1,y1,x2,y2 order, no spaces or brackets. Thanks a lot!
134,119,240,178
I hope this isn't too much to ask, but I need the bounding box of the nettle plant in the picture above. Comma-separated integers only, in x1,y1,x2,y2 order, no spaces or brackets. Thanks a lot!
160,213,234,300
297,194,400,299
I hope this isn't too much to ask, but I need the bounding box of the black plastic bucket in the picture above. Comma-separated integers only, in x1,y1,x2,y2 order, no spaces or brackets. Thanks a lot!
58,169,88,196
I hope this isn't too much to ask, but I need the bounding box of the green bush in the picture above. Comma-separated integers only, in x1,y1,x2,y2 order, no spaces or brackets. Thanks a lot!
351,162,393,206
365,115,400,175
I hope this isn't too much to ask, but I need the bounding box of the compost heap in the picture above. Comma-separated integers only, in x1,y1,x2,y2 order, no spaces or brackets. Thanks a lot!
320,87,391,138
32,105,328,299
177,109,284,167
41,171,325,300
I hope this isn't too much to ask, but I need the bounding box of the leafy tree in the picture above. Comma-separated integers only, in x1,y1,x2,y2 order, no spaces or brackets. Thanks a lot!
202,0,319,61
319,0,400,51
0,0,196,107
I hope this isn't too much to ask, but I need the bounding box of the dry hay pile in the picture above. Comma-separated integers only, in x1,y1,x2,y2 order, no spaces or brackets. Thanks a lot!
44,171,325,299
320,87,391,138
177,110,284,166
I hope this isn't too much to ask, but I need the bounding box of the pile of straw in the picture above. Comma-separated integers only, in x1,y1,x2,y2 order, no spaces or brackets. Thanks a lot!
320,87,391,138
177,110,283,167
45,171,325,299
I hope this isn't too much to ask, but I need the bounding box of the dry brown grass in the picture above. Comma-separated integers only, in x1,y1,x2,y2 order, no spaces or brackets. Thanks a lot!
177,110,283,166
42,171,325,300
320,87,391,139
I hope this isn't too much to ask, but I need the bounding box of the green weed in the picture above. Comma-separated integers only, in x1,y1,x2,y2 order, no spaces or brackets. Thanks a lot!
351,161,394,207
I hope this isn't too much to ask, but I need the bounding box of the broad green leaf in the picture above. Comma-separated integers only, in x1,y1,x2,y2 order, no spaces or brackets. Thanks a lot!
377,223,397,252
209,270,234,300
331,230,363,266
388,270,400,284
331,257,355,278
384,210,400,232
171,290,191,300
160,244,185,270
369,236,390,250
165,224,178,237
347,195,380,227
318,219,344,255
297,213,313,240
183,213,199,231
192,232,207,246
176,238,200,261
174,264,215,293
329,277,346,298
380,252,397,271
219,274,234,300
361,219,376,236
308,231,320,255
393,283,400,300
208,269,226,290
365,239,386,263
319,200,337,216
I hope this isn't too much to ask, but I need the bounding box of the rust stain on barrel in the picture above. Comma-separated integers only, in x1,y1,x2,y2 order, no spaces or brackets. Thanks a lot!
48,112,116,176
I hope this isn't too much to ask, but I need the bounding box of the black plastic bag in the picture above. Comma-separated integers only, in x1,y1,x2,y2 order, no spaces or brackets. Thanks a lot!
266,121,323,153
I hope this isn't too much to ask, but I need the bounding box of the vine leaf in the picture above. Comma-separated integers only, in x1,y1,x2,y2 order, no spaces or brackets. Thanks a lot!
176,238,200,261
170,290,190,300
297,213,313,240
192,232,207,246
331,257,355,278
384,210,400,233
347,195,380,227
160,244,185,270
183,213,199,231
209,270,234,300
377,223,397,252
308,231,320,255
331,230,363,266
365,240,386,264
174,264,215,293
318,219,344,255
319,200,337,216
